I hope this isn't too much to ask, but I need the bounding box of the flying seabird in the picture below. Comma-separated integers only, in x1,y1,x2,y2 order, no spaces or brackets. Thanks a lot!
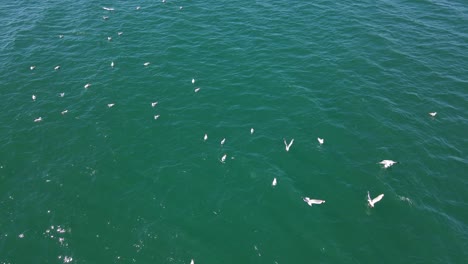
317,137,324,145
367,191,384,208
283,138,294,152
303,197,325,206
379,160,397,168
429,112,437,117
34,117,42,123
84,83,91,89
272,178,277,187
204,134,208,141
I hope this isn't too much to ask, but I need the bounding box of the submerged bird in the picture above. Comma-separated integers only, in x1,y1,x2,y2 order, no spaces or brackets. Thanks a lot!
367,191,384,208
32,94,36,101
61,110,68,115
429,112,437,117
54,65,60,70
272,178,277,187
144,62,150,66
151,102,158,107
84,83,91,89
221,154,227,163
379,160,397,168
317,137,324,145
250,128,254,134
303,197,325,206
283,138,294,152
194,88,200,93
203,134,208,141
34,117,42,123
220,138,226,145
107,103,115,108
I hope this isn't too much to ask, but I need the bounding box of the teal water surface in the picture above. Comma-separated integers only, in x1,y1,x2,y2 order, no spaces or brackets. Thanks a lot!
1,0,467,263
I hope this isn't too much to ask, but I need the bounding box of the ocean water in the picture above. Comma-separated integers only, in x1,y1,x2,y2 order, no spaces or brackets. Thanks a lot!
0,0,467,263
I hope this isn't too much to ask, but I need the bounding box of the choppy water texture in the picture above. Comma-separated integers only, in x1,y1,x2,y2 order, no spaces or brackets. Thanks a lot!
1,0,467,263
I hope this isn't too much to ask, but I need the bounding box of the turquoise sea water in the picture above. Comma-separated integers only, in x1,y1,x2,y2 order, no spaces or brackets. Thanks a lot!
1,0,467,263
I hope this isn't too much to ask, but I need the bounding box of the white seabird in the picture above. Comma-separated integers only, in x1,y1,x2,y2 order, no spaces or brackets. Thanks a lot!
84,83,91,89
144,62,150,66
317,137,324,145
59,93,65,97
111,61,114,68
154,115,160,120
429,112,437,117
30,66,36,70
303,197,325,206
190,259,194,264
107,36,112,41
32,94,36,101
102,7,114,11
61,110,68,115
136,6,141,10
54,65,60,70
59,35,64,39
117,32,123,36
194,88,200,93
283,138,294,152
103,16,109,20
221,154,227,163
220,138,225,145
250,128,254,134
192,78,195,84
203,134,208,141
34,117,42,123
151,102,158,107
367,191,384,208
379,160,397,168
272,178,277,187
107,103,115,108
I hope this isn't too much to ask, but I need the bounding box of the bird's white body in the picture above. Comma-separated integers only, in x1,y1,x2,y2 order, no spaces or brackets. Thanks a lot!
250,128,254,134
192,78,195,84
220,138,225,145
151,102,158,107
54,66,60,70
367,191,384,208
303,197,325,206
117,32,123,36
107,103,115,108
283,138,294,152
107,36,112,41
154,115,160,120
102,7,114,11
32,95,36,101
34,117,42,122
317,137,324,145
111,61,114,68
190,259,194,264
272,178,277,186
221,154,227,163
61,110,68,115
194,88,200,93
84,83,91,89
144,62,150,66
379,160,397,168
59,93,65,97
429,112,437,117
30,66,36,70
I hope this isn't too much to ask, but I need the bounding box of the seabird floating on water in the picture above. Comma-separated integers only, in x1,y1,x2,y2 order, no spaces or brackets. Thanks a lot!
379,160,397,168
34,117,42,123
107,36,112,41
107,103,115,108
30,66,36,70
144,62,150,66
59,93,65,97
317,137,324,145
190,259,194,264
283,138,294,152
194,88,200,93
102,7,114,11
367,191,384,208
151,102,158,107
59,35,64,39
103,16,109,20
32,94,36,101
117,32,123,36
136,6,141,10
54,65,60,70
84,83,91,89
272,178,277,186
111,61,114,68
250,128,254,134
303,197,325,206
61,110,68,115
204,134,208,141
221,154,227,163
429,112,437,117
154,115,160,120
220,138,225,145
192,78,195,84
